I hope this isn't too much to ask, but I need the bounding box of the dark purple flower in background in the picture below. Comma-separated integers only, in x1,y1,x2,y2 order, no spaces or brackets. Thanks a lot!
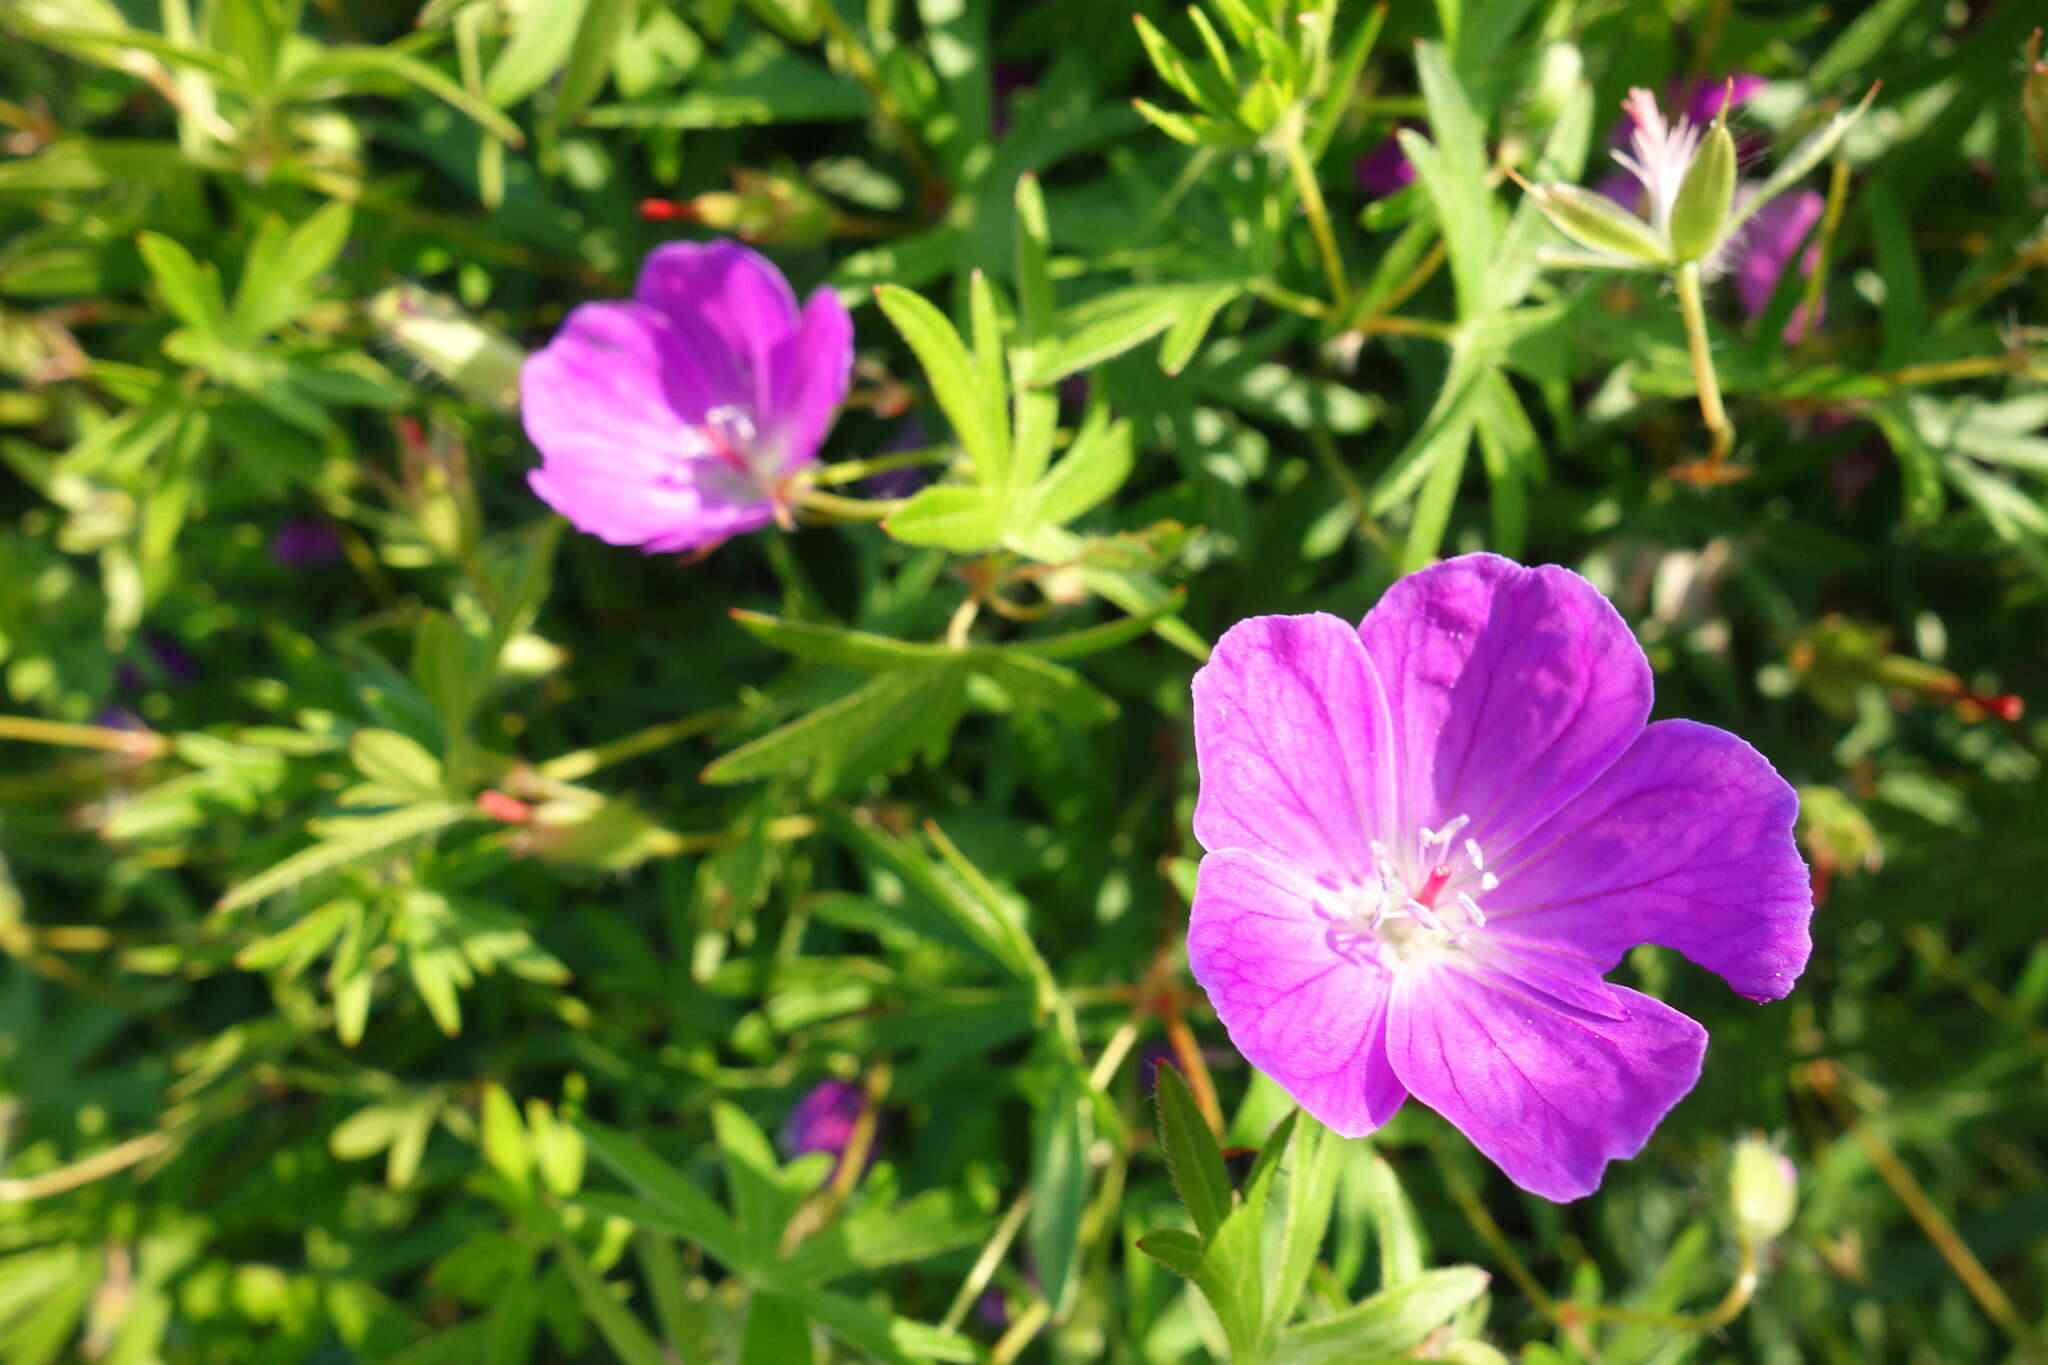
1678,72,1765,127
975,1289,1010,1329
119,631,200,692
862,417,932,500
271,518,344,569
779,1079,876,1182
521,240,854,554
1354,127,1418,200
992,63,1038,137
1187,554,1812,1201
1733,189,1826,342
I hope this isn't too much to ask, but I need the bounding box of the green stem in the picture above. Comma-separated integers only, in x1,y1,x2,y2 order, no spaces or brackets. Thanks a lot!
811,448,948,486
1563,1238,1760,1333
794,486,903,522
0,714,166,758
1285,133,1349,309
534,706,739,783
1674,261,1734,468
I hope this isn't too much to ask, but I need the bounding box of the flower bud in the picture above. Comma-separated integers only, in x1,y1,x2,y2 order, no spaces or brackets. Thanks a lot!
367,285,525,412
1727,1136,1797,1245
1523,42,1583,129
1669,116,1736,263
1526,181,1671,265
640,169,834,247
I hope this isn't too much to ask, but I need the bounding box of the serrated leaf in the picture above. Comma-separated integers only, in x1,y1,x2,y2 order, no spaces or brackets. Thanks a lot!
882,485,1008,550
1136,1226,1204,1278
1029,412,1133,528
349,729,443,797
216,803,468,913
136,232,227,335
1024,284,1242,386
730,611,957,671
874,286,1009,491
701,666,969,794
1154,1063,1231,1241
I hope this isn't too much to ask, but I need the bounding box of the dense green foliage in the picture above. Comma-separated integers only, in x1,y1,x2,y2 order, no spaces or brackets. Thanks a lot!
1,0,2045,1360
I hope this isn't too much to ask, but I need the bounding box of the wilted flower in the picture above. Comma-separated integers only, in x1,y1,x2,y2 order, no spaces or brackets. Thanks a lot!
1188,554,1813,1200
1354,128,1417,199
520,241,853,554
1732,189,1825,340
780,1078,876,1181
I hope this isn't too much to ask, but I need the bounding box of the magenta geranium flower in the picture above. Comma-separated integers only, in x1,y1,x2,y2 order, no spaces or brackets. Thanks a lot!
520,240,853,554
1188,554,1812,1201
780,1079,876,1183
1733,189,1826,342
1354,127,1418,200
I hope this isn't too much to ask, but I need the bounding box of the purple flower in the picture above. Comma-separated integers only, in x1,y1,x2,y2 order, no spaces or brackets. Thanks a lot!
520,240,854,554
270,518,343,568
1187,554,1812,1201
1354,129,1417,200
1678,73,1764,127
862,417,932,500
1732,189,1825,342
779,1079,876,1182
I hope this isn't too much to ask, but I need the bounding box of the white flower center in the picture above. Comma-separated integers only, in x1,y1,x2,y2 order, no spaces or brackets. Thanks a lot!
1347,813,1498,966
683,403,782,489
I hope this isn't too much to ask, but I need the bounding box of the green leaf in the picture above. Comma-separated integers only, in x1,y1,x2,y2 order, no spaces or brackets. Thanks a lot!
1013,174,1055,346
349,729,444,798
1024,284,1243,386
1005,590,1189,660
741,1291,814,1365
1029,412,1133,528
484,0,589,106
480,1083,533,1195
1158,284,1241,375
287,45,526,147
1269,1116,1342,1336
874,285,1010,490
701,666,969,794
1359,1153,1425,1286
231,201,353,339
136,232,227,335
780,1285,973,1365
555,1239,670,1365
974,652,1117,726
882,485,1008,551
967,270,1014,491
551,0,633,125
1154,1063,1232,1241
1136,1226,1205,1279
1028,1066,1091,1318
216,803,468,913
574,1119,750,1269
730,612,957,671
1405,42,1499,311
1274,1267,1491,1363
713,1102,800,1259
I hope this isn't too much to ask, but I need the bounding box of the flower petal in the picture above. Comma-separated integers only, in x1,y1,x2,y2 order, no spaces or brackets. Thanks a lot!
635,241,800,416
1192,612,1397,881
1481,719,1811,1002
1733,189,1824,341
1388,963,1706,1200
1356,553,1652,855
1188,850,1407,1136
766,285,855,474
520,300,771,551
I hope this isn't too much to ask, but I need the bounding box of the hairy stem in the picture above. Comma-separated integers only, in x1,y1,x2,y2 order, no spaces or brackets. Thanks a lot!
1675,261,1734,468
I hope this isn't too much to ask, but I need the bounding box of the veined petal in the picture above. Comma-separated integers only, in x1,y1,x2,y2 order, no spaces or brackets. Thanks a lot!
1356,554,1652,857
767,286,856,475
1188,850,1407,1136
635,241,801,417
1388,963,1706,1201
1481,719,1812,1002
527,464,771,553
1192,612,1397,882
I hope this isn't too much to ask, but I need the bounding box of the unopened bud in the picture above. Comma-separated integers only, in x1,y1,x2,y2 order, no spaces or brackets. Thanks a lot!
641,169,833,247
1524,180,1671,266
367,285,525,412
1669,116,1736,263
1728,1136,1798,1245
1523,42,1584,129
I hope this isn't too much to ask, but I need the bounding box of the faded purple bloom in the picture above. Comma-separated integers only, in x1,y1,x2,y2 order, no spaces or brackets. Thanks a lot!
1732,189,1825,341
1599,76,1761,212
1354,128,1417,200
270,518,343,569
992,62,1037,137
1188,554,1812,1201
521,240,854,554
780,1079,875,1182
120,631,200,692
975,1289,1010,1329
863,417,932,500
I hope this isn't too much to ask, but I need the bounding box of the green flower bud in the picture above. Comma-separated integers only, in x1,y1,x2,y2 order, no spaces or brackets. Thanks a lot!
1669,118,1737,263
367,285,525,412
1728,1136,1798,1245
1525,181,1671,266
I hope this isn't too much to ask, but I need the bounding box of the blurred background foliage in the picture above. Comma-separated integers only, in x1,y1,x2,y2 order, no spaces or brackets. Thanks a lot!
0,0,2044,1360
